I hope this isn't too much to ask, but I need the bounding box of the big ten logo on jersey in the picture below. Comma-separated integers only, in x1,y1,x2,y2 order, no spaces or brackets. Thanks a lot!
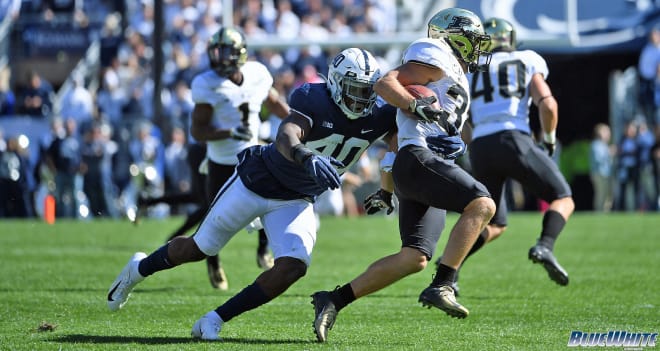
305,133,370,173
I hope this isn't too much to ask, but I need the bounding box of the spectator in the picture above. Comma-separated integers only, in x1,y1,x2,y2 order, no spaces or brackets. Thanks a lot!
0,66,16,116
590,123,614,212
18,70,54,118
81,121,118,218
615,121,640,211
163,126,192,214
638,25,660,127
0,133,35,217
45,118,82,218
129,121,165,206
165,80,194,138
59,75,95,125
651,124,660,210
636,119,656,210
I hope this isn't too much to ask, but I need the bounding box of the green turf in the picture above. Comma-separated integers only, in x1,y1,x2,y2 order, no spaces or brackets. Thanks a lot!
0,212,658,350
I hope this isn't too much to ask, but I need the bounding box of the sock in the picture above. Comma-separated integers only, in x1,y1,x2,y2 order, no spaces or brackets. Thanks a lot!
207,255,220,269
137,244,174,277
215,283,271,322
257,229,268,254
329,284,356,311
431,263,457,287
538,210,566,251
465,228,488,260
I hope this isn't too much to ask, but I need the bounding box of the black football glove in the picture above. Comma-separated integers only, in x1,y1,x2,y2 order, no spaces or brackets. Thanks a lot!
425,134,466,160
364,189,394,215
304,155,344,190
409,96,449,124
229,126,253,141
543,141,556,157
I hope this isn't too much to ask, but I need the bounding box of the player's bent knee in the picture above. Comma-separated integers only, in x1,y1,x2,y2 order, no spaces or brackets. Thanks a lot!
273,257,308,281
466,196,496,221
400,247,427,273
168,236,206,264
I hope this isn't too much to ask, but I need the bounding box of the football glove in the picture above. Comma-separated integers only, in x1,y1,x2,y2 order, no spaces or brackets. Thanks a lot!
542,131,557,157
425,134,466,160
364,189,394,215
229,126,253,141
543,141,556,157
304,155,344,190
408,96,449,124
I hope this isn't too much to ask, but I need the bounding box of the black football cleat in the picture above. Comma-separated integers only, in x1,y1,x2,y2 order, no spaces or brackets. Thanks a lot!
418,285,468,318
311,291,338,342
528,244,569,286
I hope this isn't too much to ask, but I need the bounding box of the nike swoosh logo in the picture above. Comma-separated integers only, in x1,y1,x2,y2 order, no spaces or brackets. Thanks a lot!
107,282,120,301
361,129,373,134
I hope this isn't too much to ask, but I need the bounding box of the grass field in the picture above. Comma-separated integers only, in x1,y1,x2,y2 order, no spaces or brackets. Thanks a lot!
0,212,658,351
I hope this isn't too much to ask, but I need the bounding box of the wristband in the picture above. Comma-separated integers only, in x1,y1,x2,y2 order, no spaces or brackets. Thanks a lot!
291,144,314,164
543,130,556,144
408,99,417,113
379,151,396,172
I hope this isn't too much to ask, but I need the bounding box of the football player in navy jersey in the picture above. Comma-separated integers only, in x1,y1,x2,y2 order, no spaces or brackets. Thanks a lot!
310,8,495,342
453,18,573,288
106,47,410,341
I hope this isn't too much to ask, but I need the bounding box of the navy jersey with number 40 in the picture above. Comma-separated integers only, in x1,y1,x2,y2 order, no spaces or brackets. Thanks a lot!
237,83,396,200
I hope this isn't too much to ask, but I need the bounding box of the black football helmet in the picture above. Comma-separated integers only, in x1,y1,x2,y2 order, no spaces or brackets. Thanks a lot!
207,26,248,77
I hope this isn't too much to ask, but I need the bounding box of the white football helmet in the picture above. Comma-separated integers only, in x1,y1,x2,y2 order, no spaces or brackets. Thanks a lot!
327,48,382,119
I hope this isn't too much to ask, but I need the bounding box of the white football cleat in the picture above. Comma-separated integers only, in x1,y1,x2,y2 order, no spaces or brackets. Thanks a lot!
107,252,147,311
191,311,223,341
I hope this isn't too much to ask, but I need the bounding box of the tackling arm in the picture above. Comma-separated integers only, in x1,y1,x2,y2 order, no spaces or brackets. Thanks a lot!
263,87,290,120
274,111,311,162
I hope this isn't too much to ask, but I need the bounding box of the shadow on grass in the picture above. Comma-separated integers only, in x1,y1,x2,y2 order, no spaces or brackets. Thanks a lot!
48,334,313,345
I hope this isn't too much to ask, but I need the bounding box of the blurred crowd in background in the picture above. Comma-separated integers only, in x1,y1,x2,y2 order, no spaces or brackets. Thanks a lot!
0,0,659,221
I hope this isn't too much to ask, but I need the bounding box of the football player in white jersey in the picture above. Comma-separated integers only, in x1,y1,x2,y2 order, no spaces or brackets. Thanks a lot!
310,8,495,342
457,18,573,288
188,27,289,290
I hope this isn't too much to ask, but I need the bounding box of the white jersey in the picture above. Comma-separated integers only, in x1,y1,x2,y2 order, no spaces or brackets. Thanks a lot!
397,38,471,150
191,61,273,165
468,49,548,139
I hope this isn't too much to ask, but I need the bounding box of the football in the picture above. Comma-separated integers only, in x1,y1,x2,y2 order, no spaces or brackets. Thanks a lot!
405,84,440,108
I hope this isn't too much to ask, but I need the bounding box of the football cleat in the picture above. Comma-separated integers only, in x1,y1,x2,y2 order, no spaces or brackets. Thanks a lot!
528,244,569,286
107,252,147,311
256,251,274,270
311,291,338,342
191,311,223,341
207,261,228,290
418,285,469,318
